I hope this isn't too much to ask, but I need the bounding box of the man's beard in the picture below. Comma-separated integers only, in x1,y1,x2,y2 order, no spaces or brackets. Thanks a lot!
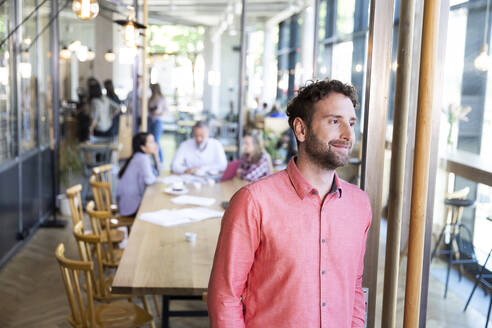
304,128,351,170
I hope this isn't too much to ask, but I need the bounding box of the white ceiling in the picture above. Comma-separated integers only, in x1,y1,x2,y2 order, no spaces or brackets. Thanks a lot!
112,0,307,27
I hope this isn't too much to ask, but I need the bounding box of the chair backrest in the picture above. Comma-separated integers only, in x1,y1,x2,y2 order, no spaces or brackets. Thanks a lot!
92,164,113,193
66,184,84,226
86,201,117,263
89,175,112,212
73,221,107,299
55,243,96,327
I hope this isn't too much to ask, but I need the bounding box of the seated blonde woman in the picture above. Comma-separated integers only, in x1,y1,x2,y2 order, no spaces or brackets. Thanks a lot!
238,131,271,181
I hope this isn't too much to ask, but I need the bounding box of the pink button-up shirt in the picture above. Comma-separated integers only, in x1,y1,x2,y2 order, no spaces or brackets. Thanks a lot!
208,158,372,328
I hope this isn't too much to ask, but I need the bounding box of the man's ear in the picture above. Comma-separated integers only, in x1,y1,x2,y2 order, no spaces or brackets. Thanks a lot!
293,117,307,143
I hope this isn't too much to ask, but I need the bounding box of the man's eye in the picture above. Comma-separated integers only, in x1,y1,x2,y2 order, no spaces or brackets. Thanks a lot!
350,122,355,127
330,119,338,124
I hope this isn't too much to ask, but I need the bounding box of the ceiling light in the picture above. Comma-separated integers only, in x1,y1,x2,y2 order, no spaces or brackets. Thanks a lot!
68,40,81,52
72,0,99,20
104,49,115,62
76,45,89,62
60,47,72,60
114,8,146,48
475,0,491,71
87,48,95,61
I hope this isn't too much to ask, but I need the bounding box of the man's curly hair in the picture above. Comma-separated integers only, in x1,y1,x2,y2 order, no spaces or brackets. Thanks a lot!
286,79,359,130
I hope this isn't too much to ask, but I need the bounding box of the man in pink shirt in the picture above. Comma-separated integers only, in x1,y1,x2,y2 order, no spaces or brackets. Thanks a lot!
208,79,372,328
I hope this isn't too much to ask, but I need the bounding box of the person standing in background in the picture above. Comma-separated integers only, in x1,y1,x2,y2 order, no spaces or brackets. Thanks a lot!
88,78,120,138
148,83,168,163
104,79,122,139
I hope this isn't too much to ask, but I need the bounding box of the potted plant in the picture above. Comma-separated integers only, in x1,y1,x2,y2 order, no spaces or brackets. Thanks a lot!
58,140,83,216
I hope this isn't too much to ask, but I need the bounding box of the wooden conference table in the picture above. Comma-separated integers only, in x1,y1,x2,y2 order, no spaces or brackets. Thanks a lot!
112,175,247,327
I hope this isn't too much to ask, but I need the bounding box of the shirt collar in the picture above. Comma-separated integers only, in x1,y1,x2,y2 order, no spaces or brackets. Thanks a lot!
195,139,209,151
286,157,343,199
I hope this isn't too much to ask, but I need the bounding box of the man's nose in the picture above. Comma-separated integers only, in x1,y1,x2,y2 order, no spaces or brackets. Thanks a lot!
340,122,353,142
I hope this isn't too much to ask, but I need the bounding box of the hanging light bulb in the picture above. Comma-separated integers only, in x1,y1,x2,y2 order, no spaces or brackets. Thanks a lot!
60,46,72,60
123,22,137,48
475,44,490,71
114,7,146,48
104,49,115,62
76,45,89,62
72,0,99,20
475,0,491,71
68,40,81,52
87,48,96,61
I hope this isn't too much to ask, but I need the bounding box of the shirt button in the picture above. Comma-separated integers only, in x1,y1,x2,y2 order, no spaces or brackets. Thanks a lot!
322,270,326,275
322,239,326,243
322,302,326,307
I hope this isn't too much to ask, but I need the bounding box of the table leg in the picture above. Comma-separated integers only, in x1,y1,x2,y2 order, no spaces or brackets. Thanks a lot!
162,295,170,328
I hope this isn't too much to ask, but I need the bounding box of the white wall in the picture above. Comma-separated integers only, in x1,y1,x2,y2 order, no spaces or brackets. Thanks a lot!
93,14,114,83
219,34,241,119
202,27,221,115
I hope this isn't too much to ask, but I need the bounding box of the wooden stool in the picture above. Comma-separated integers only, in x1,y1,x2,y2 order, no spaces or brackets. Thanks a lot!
431,196,476,298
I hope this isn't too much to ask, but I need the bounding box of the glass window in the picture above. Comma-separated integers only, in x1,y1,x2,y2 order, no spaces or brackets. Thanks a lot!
438,2,492,268
318,44,332,79
19,1,39,152
336,0,356,35
318,1,327,41
0,2,15,163
331,41,353,83
38,1,52,146
276,15,302,107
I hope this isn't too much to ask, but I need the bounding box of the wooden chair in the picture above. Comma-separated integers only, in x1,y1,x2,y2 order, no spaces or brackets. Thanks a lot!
73,221,160,320
66,184,124,245
92,164,116,212
55,243,154,328
86,201,123,268
89,175,134,230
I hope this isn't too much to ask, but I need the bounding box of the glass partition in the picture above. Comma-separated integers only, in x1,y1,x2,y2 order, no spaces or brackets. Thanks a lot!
19,0,39,152
0,2,15,163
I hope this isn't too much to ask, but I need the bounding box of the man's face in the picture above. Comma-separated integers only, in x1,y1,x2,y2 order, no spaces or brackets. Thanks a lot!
242,135,255,157
194,126,209,148
302,93,356,170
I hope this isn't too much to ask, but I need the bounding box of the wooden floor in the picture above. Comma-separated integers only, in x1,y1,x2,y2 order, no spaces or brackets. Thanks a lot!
0,215,488,327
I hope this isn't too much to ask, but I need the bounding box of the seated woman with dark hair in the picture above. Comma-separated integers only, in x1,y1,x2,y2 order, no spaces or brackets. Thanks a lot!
116,132,159,217
238,131,271,181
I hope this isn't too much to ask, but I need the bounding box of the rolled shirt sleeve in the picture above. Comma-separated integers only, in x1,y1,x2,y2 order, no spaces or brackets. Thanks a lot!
171,142,188,174
140,155,157,185
208,187,260,328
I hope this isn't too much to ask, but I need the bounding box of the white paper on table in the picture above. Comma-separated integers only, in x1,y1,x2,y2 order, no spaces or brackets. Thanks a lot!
170,195,216,206
157,175,207,185
138,207,224,227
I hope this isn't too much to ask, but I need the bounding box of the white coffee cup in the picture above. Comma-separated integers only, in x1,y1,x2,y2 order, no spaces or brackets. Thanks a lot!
172,181,184,191
185,232,197,244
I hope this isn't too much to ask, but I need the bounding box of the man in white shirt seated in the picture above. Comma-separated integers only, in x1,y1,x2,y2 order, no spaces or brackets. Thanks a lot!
171,121,228,174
